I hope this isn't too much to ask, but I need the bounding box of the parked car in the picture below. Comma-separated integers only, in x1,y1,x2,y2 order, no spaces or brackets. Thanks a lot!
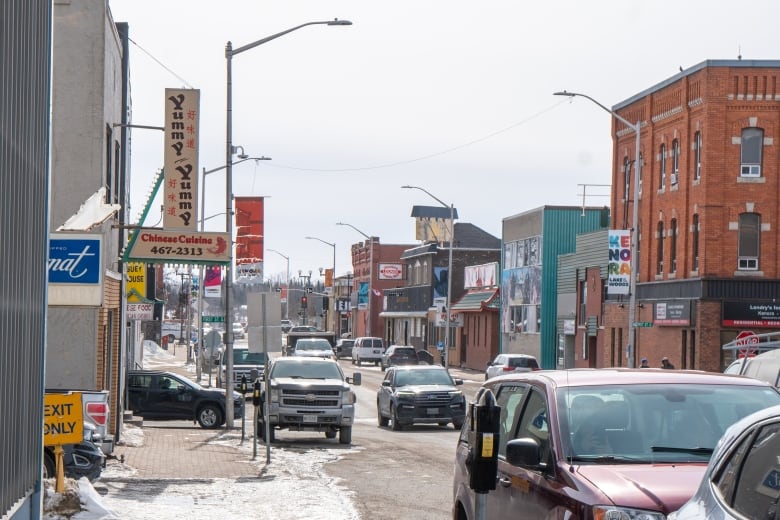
485,353,540,380
739,348,780,387
289,325,319,333
381,345,419,371
352,336,384,366
232,322,245,340
452,369,780,520
216,346,267,390
377,365,466,431
669,404,780,520
43,421,104,482
333,339,355,360
293,338,334,359
126,370,244,428
280,319,293,333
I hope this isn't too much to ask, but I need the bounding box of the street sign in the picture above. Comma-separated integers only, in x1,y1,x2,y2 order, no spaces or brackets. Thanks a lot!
632,321,653,328
202,315,225,323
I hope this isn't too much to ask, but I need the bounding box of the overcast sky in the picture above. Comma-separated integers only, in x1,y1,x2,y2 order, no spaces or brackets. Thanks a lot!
109,0,780,284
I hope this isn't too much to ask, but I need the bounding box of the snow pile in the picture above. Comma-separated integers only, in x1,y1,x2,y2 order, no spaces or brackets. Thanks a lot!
141,340,174,367
43,477,119,520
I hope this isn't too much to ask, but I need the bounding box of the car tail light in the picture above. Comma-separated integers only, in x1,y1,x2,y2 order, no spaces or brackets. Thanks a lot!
86,402,108,425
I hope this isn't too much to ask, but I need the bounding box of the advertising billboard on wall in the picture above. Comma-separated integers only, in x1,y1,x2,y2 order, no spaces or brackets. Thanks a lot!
607,229,631,295
163,88,199,230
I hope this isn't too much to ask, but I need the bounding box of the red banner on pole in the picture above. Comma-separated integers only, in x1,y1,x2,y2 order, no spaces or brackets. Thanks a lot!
234,197,264,266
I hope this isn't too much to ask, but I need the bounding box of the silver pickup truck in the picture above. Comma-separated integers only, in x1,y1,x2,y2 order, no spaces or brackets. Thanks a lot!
258,357,360,444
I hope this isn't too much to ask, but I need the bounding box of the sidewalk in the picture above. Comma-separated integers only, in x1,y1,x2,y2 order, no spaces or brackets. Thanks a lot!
110,341,259,480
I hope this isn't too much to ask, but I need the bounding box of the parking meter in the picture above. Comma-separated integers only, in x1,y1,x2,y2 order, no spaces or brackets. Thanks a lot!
252,380,261,406
467,389,500,493
240,374,248,394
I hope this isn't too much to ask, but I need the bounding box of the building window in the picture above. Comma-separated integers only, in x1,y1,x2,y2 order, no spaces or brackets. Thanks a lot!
638,152,643,194
692,214,700,271
741,127,763,177
670,218,678,273
659,143,666,190
656,221,664,275
671,139,680,185
738,213,760,270
623,156,631,200
694,131,702,181
578,279,587,325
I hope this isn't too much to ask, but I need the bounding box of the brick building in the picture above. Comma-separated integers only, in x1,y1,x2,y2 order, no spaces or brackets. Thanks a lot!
604,59,780,371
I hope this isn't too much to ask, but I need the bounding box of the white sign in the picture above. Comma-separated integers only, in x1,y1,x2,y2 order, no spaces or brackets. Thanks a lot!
435,311,463,327
126,303,154,321
378,263,403,280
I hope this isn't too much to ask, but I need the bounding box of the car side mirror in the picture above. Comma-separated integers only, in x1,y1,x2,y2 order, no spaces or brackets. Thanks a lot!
454,378,464,386
486,362,493,367
348,373,361,386
382,380,391,387
506,437,543,469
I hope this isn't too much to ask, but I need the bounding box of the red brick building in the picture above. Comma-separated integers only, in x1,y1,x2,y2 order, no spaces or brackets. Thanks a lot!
603,59,780,371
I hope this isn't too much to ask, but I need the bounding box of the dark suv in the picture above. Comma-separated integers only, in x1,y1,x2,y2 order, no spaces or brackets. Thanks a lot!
377,365,465,430
127,370,244,428
381,345,419,371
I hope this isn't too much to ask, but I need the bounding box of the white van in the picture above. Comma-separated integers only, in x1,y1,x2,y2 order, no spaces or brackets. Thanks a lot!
351,337,384,366
741,349,780,387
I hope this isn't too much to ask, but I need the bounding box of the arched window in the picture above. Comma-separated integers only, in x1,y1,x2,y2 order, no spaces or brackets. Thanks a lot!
623,156,631,200
638,153,644,194
694,131,702,181
671,139,680,184
741,128,763,177
656,221,665,275
659,144,666,190
738,213,760,270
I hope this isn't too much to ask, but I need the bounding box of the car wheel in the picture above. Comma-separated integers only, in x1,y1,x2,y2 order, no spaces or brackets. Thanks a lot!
374,360,379,366
258,421,275,442
377,402,389,427
391,404,403,431
438,421,449,427
43,449,56,479
356,356,361,366
339,426,352,445
453,418,465,430
325,430,337,439
197,404,223,428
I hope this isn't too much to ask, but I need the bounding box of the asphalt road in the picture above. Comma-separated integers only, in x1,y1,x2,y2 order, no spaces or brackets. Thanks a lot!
326,358,484,520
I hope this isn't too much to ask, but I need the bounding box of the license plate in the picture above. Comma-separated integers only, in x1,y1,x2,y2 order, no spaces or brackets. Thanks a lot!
303,414,318,423
427,408,439,415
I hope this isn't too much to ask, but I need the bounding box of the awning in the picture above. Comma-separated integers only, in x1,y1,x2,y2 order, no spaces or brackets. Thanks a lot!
379,311,429,318
450,289,499,312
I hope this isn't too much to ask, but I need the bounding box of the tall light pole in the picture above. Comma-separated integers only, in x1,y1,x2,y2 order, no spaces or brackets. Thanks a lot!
336,222,374,336
554,90,641,368
224,19,351,427
401,186,456,369
267,248,290,320
196,156,270,382
305,236,336,332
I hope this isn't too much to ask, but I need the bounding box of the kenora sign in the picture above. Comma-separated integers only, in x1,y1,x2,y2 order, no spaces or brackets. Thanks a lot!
378,263,403,280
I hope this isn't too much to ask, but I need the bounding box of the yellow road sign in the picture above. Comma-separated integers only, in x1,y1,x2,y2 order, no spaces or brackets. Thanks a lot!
43,392,83,446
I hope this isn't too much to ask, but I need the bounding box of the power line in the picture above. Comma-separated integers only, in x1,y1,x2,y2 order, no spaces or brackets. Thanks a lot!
128,37,194,89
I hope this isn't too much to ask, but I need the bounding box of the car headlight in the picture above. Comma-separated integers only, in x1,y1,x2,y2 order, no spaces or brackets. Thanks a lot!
343,391,356,405
396,390,416,399
270,387,280,402
448,390,463,398
593,505,665,520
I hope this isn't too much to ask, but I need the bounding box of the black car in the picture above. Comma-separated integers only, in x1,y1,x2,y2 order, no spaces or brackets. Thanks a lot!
333,339,355,360
43,422,104,481
381,345,419,371
376,365,466,431
126,370,243,428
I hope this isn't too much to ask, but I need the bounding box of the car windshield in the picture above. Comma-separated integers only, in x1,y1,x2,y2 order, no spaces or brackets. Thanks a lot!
230,350,267,365
394,369,453,387
271,361,343,379
296,341,331,351
392,348,416,356
557,383,780,464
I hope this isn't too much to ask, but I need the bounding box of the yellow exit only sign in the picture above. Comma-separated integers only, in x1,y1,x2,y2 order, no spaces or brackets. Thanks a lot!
43,392,83,446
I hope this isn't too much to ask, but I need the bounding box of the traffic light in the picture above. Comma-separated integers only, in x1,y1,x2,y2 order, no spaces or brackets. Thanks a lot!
301,295,308,308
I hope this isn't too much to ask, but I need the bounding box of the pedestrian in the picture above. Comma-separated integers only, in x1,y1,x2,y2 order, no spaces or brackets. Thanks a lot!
661,357,675,369
639,357,650,368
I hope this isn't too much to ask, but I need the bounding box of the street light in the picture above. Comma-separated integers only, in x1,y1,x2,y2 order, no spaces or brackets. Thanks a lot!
401,185,456,369
336,222,374,336
305,236,336,332
267,248,290,320
554,90,641,368
224,19,351,427
196,155,270,382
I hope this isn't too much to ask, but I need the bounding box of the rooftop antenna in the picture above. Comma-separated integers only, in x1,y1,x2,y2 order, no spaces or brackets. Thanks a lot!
738,45,742,60
577,184,611,216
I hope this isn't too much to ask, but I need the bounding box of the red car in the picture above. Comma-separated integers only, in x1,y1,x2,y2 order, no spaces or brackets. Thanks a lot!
452,369,780,520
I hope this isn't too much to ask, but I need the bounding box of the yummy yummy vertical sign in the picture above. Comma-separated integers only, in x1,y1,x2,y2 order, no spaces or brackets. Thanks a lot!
163,88,200,230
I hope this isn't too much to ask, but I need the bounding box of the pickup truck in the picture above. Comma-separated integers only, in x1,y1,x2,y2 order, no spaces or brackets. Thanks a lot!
258,357,360,444
283,329,336,356
45,388,113,455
